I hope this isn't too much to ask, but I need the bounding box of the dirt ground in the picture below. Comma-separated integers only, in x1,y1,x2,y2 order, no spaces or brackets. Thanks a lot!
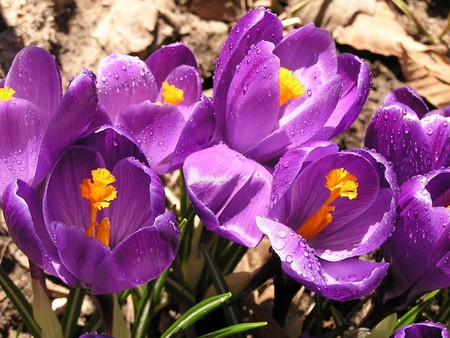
0,0,449,336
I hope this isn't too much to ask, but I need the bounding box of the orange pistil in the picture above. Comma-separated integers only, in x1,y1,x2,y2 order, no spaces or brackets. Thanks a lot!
161,81,184,105
0,87,16,101
279,67,305,106
297,168,358,240
80,168,117,246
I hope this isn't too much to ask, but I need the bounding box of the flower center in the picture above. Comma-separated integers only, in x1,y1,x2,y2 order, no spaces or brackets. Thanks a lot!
0,87,16,101
161,81,184,105
297,168,358,240
80,168,117,247
279,67,305,106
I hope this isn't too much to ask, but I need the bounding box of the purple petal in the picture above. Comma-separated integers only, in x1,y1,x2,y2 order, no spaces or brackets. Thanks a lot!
384,87,429,119
365,104,432,185
34,69,98,187
274,24,337,86
392,322,450,338
43,146,105,230
92,211,179,294
116,102,185,175
213,8,283,140
145,43,199,88
157,65,202,118
78,126,148,169
318,54,371,139
98,53,157,121
421,114,450,170
0,99,44,195
184,144,272,247
52,222,110,286
5,46,62,118
170,96,215,171
246,76,341,163
225,41,279,153
270,141,339,208
108,157,165,248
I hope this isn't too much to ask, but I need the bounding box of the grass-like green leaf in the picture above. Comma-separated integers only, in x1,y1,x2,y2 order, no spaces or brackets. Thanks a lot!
62,287,86,338
0,266,41,337
395,290,440,331
160,292,232,338
197,321,267,338
367,313,397,338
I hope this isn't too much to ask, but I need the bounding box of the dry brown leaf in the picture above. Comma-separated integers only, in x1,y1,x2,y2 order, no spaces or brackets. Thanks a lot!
333,0,428,56
400,47,450,108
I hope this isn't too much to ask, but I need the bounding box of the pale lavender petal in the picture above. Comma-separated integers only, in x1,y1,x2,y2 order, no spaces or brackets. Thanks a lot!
246,76,341,163
43,146,105,231
170,96,215,171
52,222,110,286
213,8,282,140
78,126,148,169
34,69,98,186
156,65,202,118
184,144,272,247
92,211,179,294
145,42,199,88
116,102,185,175
0,99,43,195
384,87,429,119
5,46,61,118
318,54,371,139
421,114,450,170
225,41,279,153
365,104,432,185
98,53,157,121
108,157,164,248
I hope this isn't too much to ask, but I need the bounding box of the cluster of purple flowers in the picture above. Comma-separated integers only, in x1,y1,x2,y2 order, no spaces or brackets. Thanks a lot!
0,7,448,331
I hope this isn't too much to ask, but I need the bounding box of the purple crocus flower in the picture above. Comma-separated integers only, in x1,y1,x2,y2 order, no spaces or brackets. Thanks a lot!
0,46,98,195
365,87,450,308
184,8,371,247
255,143,397,300
2,127,179,294
95,43,214,175
391,322,449,338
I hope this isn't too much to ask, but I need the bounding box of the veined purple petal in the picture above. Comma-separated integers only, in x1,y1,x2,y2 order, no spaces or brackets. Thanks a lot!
52,222,110,286
43,146,105,231
256,216,388,300
92,211,179,294
184,144,272,247
5,46,62,119
157,65,202,118
79,334,114,338
116,101,185,175
225,40,279,153
365,103,432,185
384,87,429,119
421,113,450,170
34,69,98,187
270,141,339,209
170,96,215,171
78,126,148,169
2,180,80,286
213,8,283,140
0,99,43,195
274,24,337,86
98,53,157,121
145,42,199,88
246,76,341,163
108,157,165,248
318,54,371,139
392,322,450,338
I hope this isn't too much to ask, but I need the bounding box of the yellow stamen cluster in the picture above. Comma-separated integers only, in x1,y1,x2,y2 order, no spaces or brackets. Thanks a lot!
0,87,16,101
161,81,184,105
80,168,117,247
297,168,358,240
279,67,305,106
